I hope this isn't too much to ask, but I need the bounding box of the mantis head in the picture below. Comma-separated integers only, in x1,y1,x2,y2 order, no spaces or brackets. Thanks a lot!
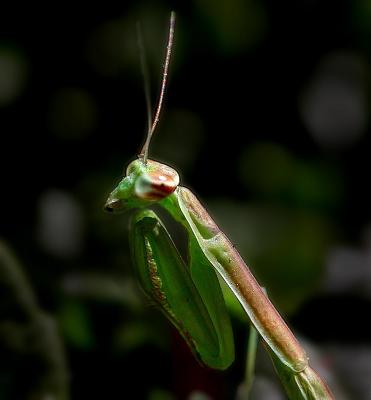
105,12,177,213
104,159,179,213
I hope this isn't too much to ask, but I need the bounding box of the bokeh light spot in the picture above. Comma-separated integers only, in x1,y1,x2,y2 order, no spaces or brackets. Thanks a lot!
300,51,368,149
37,190,84,258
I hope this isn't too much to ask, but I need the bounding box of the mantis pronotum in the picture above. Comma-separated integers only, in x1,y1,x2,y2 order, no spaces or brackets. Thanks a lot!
105,12,334,399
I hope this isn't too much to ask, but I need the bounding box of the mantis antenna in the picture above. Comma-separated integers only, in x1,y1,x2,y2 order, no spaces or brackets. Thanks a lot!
138,11,176,164
136,21,152,147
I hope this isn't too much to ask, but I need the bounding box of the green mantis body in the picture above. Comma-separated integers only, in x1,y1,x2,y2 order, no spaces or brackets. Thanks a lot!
105,12,334,399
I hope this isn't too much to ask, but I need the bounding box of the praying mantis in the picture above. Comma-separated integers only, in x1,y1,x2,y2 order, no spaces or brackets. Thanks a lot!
105,12,334,399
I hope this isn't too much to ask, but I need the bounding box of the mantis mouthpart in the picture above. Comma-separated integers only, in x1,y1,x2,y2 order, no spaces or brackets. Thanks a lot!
105,11,334,399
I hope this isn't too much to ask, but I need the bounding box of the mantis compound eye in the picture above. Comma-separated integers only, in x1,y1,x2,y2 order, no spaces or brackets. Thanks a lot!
135,159,180,201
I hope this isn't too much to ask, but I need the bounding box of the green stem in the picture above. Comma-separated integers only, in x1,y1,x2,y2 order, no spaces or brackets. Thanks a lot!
244,324,258,397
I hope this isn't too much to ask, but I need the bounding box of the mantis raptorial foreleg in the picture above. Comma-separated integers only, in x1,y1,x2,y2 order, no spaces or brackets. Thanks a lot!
130,209,234,369
105,11,334,400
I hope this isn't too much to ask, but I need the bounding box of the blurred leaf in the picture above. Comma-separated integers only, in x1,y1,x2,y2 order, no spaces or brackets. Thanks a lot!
114,314,170,353
0,242,69,400
188,391,212,400
352,0,371,40
239,142,295,198
0,46,27,106
148,388,175,400
239,142,344,212
61,273,143,311
195,0,267,52
0,240,38,317
59,300,95,349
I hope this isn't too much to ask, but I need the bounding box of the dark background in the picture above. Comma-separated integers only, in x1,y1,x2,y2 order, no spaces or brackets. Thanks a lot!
0,1,370,399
